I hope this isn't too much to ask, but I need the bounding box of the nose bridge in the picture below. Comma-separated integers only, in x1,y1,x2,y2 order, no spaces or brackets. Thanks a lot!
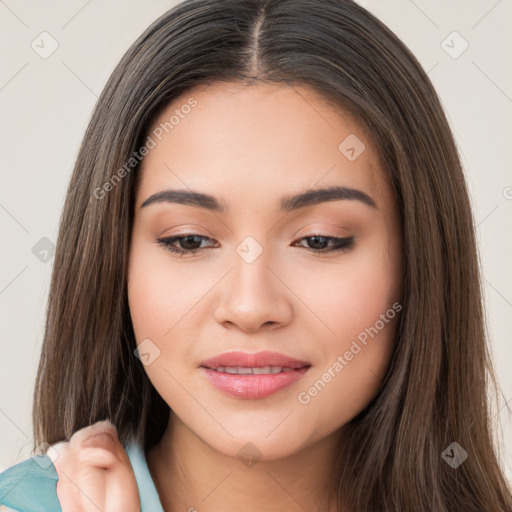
231,234,278,303
213,234,292,331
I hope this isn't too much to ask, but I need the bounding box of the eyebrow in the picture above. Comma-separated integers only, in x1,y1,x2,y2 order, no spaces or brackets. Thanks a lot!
140,185,377,212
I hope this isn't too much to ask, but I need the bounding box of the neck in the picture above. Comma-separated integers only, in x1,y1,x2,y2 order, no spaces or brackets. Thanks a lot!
146,414,341,512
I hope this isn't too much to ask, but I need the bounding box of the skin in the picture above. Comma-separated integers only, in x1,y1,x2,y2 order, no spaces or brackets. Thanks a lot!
50,420,140,512
127,82,403,512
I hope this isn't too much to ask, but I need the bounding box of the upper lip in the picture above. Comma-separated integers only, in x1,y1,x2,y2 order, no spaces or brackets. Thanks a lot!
200,350,311,370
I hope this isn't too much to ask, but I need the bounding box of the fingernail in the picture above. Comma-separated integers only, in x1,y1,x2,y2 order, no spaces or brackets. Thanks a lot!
82,432,117,453
95,419,118,434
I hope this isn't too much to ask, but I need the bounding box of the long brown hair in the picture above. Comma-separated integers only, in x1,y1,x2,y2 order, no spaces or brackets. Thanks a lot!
32,0,512,509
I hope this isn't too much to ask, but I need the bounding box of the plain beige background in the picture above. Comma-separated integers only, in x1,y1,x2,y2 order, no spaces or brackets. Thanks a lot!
0,0,511,483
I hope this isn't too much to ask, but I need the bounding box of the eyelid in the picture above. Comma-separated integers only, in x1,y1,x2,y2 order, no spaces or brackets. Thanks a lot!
292,222,351,239
159,220,351,240
158,224,215,238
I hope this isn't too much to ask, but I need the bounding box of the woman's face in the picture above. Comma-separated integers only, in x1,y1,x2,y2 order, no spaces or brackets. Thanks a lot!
127,83,402,460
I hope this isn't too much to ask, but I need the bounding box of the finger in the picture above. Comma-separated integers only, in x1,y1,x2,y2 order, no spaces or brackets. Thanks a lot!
49,425,120,512
79,434,141,512
70,419,119,449
79,426,141,512
47,421,140,512
103,452,141,512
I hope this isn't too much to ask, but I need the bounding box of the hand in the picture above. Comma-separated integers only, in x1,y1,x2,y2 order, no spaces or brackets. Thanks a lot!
47,420,141,512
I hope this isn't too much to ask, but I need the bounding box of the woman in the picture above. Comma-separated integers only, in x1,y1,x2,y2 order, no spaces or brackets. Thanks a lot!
1,0,510,510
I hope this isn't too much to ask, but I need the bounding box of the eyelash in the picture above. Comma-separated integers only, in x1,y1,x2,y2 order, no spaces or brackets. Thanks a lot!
156,234,355,256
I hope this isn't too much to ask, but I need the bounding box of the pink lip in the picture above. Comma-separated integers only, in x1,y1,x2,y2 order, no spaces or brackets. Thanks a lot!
200,350,309,369
199,350,311,400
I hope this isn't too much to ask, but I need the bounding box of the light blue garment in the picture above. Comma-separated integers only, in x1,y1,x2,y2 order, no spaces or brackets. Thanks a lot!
0,440,164,511
125,440,165,511
0,453,60,512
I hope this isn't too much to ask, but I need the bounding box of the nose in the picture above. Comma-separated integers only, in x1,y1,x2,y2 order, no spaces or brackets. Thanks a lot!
212,246,294,333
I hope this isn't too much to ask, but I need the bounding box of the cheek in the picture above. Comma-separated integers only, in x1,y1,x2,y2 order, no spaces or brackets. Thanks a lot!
295,238,399,349
127,240,204,341
127,240,215,385
293,236,400,416
127,244,200,405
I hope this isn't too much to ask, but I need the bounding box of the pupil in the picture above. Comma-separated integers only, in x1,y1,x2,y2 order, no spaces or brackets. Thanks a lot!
182,235,201,250
309,236,327,249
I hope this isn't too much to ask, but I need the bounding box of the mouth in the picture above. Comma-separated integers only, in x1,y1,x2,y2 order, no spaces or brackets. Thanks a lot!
199,350,312,399
206,365,301,374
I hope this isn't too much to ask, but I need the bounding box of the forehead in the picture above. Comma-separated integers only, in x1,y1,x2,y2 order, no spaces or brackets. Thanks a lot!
136,83,389,210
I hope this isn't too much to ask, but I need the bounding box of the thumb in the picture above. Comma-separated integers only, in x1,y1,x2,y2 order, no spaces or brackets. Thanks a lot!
80,420,141,512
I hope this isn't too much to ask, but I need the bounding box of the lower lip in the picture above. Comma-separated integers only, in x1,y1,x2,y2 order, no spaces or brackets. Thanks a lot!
201,366,311,399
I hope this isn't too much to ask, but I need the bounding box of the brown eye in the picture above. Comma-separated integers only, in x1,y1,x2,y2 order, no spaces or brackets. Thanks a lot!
293,235,355,254
156,234,355,256
156,234,217,256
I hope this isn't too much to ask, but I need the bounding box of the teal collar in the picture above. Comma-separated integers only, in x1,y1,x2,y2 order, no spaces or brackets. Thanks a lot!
124,440,164,512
